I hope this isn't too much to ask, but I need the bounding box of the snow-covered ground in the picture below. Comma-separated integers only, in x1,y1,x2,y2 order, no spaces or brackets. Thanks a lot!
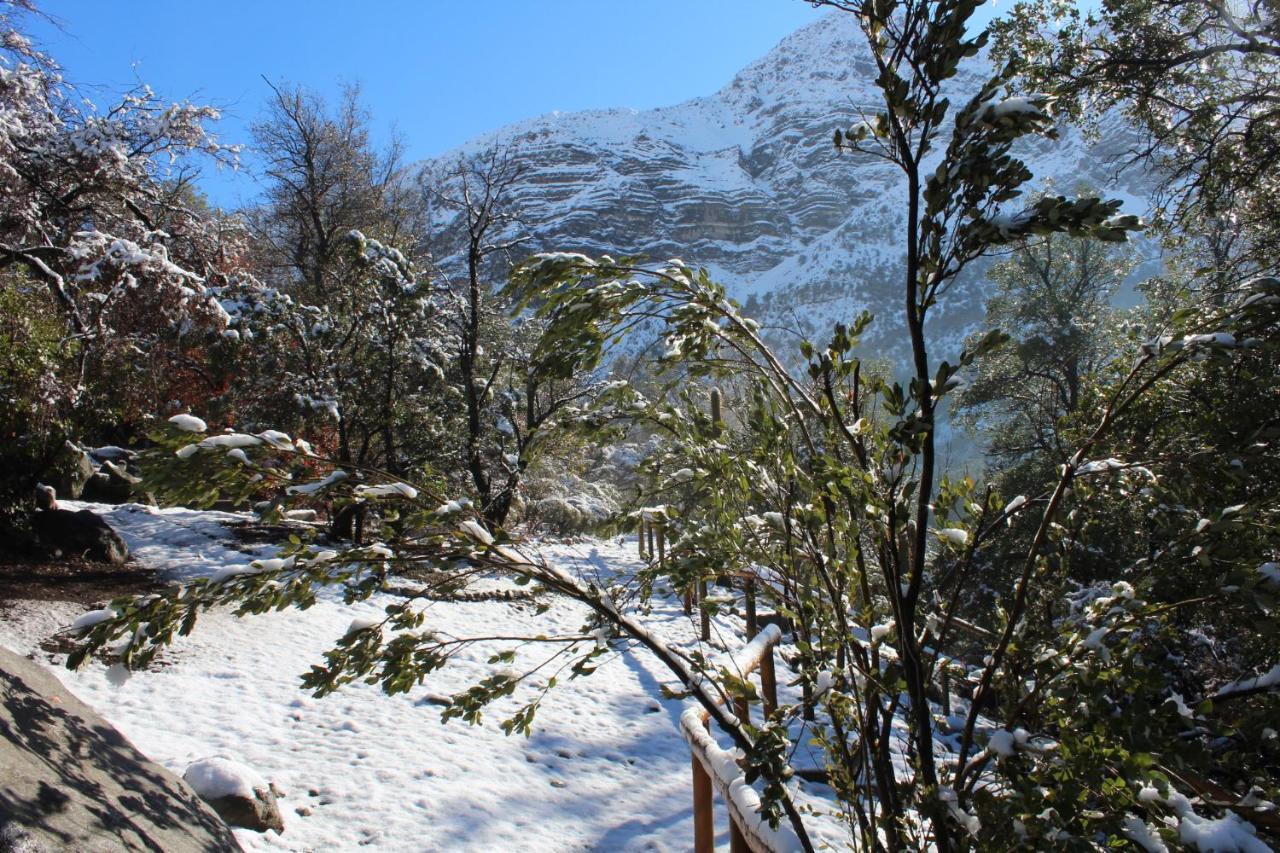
0,503,844,851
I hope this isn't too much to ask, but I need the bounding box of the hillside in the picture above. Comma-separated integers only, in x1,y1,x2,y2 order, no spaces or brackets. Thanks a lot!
423,12,1150,363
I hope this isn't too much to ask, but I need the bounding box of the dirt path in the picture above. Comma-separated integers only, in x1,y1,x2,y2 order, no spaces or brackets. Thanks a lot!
0,557,163,608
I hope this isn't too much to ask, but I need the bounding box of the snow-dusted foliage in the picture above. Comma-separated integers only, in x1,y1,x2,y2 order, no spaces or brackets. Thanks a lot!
0,4,233,349
0,2,246,526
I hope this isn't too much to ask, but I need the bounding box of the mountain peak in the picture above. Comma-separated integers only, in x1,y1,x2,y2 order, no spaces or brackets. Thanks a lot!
425,10,1145,370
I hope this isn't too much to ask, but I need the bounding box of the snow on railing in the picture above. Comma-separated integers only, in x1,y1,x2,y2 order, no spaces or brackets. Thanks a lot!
680,623,794,853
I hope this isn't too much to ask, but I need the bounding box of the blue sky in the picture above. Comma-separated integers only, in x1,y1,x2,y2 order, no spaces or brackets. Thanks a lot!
28,1,842,208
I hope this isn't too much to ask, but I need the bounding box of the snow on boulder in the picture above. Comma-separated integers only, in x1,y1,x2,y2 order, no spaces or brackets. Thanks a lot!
184,756,284,834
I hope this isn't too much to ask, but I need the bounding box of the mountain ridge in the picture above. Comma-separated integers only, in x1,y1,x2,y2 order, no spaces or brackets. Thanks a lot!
423,11,1149,362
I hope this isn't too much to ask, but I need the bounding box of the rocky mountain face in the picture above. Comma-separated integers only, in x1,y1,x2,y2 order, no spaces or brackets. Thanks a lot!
423,11,1148,368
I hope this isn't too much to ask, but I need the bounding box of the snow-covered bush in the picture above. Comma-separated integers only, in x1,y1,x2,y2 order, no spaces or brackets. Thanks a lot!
0,3,241,534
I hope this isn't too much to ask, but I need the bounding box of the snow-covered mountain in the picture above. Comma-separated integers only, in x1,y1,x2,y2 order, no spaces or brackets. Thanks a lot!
424,11,1148,364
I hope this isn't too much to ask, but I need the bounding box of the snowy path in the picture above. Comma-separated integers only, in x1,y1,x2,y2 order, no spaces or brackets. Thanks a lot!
0,504,794,851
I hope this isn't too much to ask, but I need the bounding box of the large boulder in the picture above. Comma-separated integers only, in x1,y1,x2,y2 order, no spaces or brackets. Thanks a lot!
79,468,134,506
182,758,284,834
45,443,93,502
81,451,142,506
0,647,242,851
30,509,129,565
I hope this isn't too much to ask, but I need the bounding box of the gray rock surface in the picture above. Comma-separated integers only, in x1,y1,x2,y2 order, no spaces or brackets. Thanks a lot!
30,509,129,564
0,647,241,852
46,444,93,503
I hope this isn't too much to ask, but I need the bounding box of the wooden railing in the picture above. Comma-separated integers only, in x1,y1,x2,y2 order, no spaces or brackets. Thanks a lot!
637,519,798,849
638,516,712,642
680,624,789,853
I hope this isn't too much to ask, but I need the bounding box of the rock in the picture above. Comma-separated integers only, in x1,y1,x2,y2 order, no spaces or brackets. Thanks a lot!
183,759,284,834
32,485,56,512
45,442,93,502
0,646,242,851
80,461,139,505
30,509,129,565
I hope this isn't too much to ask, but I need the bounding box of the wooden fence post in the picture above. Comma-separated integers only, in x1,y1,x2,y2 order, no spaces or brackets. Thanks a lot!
681,626,783,853
692,754,714,853
638,519,647,559
761,645,778,718
699,579,710,642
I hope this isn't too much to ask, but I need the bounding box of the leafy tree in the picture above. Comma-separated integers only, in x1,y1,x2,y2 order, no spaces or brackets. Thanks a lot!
237,82,448,537
956,232,1137,467
423,150,603,527
0,1,236,532
992,0,1280,278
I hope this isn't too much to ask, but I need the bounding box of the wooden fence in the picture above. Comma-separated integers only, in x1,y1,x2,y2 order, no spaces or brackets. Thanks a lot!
638,516,791,849
680,625,785,853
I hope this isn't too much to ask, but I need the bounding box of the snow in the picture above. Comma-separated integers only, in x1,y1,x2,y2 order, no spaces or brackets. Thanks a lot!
458,519,494,546
1,503,847,851
1215,664,1280,699
987,729,1016,758
168,413,207,433
285,470,348,496
184,756,268,801
198,433,264,450
936,527,968,547
354,483,419,500
70,607,117,631
1168,792,1273,853
256,430,294,451
989,96,1049,119
1077,458,1124,474
1122,813,1170,852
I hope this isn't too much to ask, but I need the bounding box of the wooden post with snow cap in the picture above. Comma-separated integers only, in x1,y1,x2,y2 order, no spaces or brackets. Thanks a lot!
681,624,790,853
760,648,778,719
